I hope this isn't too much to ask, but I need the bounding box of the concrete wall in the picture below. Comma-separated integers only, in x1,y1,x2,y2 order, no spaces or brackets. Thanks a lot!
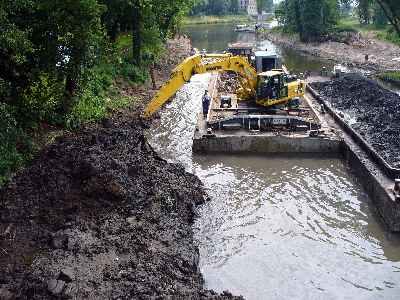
342,142,400,231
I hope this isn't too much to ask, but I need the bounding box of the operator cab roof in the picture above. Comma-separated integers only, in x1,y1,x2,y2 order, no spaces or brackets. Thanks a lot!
227,42,254,50
254,50,277,58
258,70,283,77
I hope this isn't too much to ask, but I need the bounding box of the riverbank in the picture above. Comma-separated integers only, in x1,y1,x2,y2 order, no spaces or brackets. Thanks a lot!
0,37,241,299
183,15,252,25
263,30,400,72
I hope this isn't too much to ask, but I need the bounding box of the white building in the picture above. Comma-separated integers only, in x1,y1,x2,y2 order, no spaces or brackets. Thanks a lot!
238,0,258,16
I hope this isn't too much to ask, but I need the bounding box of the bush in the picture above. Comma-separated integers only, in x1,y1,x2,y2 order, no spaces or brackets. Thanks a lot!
18,73,64,127
0,103,32,185
65,66,111,129
377,28,400,45
334,25,359,34
378,71,400,83
0,78,11,100
119,60,148,83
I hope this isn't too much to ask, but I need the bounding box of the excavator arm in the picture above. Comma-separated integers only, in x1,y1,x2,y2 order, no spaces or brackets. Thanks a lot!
143,54,258,118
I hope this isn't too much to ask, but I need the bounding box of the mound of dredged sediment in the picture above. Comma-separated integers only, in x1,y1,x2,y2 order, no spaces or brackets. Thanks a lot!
0,116,242,299
311,74,400,168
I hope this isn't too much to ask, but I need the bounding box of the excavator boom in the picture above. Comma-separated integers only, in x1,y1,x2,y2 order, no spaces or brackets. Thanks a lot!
143,54,258,118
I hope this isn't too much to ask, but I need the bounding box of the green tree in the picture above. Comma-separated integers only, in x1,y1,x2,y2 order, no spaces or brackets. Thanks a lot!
276,0,339,42
373,1,388,28
257,0,274,14
0,0,106,117
358,0,372,25
375,0,400,36
208,0,229,15
190,0,243,15
229,0,239,14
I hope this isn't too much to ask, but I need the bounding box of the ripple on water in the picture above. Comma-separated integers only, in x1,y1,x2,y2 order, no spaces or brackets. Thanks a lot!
194,155,400,300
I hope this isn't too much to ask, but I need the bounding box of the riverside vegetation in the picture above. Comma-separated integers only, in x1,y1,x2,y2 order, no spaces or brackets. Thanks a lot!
0,0,194,185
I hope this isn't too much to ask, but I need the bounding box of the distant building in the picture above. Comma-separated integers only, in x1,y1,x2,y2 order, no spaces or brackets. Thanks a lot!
238,0,258,16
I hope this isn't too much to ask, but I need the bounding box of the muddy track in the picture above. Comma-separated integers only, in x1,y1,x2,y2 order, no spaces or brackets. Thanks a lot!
310,74,400,168
0,38,242,300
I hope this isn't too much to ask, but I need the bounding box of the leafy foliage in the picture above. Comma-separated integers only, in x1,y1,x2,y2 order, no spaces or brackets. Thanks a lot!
190,0,244,16
0,103,32,185
0,0,194,184
276,0,340,42
276,0,400,42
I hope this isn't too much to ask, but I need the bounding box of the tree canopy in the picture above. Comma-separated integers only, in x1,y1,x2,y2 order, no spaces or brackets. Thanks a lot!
0,0,193,120
276,0,400,42
0,0,194,183
190,0,243,16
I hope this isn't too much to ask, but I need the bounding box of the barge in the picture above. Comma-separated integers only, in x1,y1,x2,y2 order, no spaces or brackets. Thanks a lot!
193,73,341,154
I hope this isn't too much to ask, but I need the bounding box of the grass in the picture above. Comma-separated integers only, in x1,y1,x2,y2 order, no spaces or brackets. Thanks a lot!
106,93,136,113
378,71,400,84
183,15,253,25
376,29,400,46
115,33,132,51
336,17,381,33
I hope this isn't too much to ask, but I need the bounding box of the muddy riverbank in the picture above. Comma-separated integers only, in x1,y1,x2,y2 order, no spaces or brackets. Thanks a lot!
310,74,400,168
0,38,241,299
263,31,400,72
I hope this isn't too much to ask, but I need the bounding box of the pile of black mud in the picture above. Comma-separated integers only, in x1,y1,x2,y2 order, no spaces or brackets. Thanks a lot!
311,74,400,168
0,117,242,299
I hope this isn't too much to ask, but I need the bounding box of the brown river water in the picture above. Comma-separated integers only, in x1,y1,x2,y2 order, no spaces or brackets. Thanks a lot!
147,24,400,300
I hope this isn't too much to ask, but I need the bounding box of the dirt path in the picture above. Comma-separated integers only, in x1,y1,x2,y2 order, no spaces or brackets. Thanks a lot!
264,31,400,72
0,38,242,300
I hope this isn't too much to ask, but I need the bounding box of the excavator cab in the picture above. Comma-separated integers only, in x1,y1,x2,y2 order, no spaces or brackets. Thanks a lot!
255,71,303,107
253,51,282,73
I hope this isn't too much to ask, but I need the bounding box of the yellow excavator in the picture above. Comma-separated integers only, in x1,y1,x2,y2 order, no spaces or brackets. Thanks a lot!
143,53,305,118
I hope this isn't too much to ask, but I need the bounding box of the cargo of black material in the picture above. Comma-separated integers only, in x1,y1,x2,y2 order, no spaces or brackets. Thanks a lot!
310,74,400,168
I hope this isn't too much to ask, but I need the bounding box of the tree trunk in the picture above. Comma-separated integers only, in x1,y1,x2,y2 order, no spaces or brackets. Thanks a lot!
110,22,119,43
132,3,141,66
150,63,157,89
62,75,77,113
376,0,400,37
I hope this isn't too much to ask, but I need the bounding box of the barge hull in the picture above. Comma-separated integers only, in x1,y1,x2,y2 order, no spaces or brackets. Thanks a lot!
193,134,341,154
